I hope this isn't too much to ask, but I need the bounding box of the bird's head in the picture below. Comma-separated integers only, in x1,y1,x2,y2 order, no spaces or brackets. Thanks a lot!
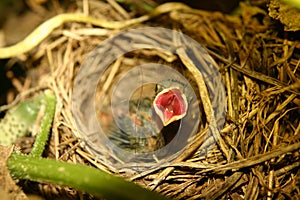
153,87,188,126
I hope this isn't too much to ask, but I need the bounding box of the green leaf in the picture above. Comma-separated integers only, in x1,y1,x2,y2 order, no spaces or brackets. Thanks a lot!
0,93,44,145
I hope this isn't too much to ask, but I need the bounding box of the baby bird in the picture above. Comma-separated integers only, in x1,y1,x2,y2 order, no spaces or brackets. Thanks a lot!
108,85,188,153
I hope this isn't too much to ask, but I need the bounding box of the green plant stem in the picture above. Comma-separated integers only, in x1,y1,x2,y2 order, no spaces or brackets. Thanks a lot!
7,153,168,200
30,90,56,157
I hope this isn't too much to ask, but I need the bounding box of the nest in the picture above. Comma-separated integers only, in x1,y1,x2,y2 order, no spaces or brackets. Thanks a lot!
3,1,300,199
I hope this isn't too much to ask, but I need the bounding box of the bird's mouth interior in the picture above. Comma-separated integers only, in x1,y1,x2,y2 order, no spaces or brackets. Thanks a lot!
153,87,188,126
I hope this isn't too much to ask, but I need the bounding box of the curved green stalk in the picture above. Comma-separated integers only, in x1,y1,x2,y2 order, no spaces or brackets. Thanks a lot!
30,90,56,157
8,153,168,200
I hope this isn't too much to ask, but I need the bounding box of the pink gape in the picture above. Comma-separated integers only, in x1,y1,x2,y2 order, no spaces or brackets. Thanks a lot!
153,87,188,126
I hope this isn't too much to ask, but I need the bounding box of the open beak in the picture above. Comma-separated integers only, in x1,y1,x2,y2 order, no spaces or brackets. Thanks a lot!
153,87,188,126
